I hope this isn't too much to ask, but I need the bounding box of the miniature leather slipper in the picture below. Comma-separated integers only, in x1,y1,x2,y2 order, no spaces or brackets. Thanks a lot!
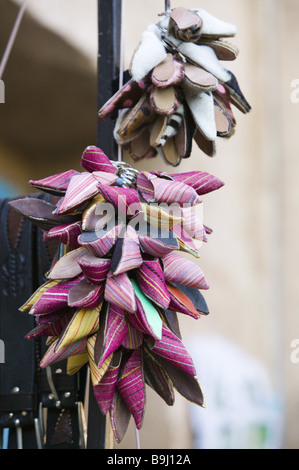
158,137,182,167
149,85,180,116
98,78,146,121
214,102,233,137
182,62,219,92
193,128,217,157
151,53,185,88
225,69,252,113
199,39,239,61
213,83,237,127
150,115,168,148
116,94,156,143
169,7,203,43
150,104,184,147
127,125,157,161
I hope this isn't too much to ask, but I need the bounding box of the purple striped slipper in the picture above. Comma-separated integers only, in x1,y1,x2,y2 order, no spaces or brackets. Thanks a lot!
162,252,209,290
116,349,145,430
81,146,117,174
137,171,202,206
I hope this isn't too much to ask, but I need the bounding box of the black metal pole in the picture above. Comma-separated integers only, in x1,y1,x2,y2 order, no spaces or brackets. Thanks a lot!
86,0,122,450
97,0,122,160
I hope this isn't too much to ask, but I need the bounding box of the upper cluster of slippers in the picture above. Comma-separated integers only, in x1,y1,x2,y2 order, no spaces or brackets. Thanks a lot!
98,6,251,166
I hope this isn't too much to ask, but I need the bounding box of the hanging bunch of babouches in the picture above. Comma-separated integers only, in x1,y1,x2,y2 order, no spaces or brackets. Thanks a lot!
99,6,251,166
9,6,250,443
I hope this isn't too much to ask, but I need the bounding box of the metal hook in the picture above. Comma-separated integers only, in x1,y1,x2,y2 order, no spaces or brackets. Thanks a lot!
165,0,171,12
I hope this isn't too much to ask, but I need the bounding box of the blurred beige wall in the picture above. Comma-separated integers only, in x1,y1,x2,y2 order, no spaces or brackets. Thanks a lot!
1,0,299,449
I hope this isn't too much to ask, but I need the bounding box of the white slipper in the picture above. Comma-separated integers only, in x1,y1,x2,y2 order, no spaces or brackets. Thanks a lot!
130,25,167,82
177,42,231,82
192,8,237,38
184,90,217,142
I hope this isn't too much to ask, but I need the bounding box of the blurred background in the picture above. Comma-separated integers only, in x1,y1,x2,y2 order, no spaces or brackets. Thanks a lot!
0,0,298,449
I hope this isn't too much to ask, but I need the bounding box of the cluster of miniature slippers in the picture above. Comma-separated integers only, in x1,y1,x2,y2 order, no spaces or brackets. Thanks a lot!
98,6,251,166
9,145,225,442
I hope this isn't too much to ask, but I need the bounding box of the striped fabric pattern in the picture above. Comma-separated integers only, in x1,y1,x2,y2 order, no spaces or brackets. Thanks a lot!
127,296,162,341
105,273,136,313
56,173,103,215
117,349,145,429
68,279,104,309
78,255,111,285
30,277,83,316
139,230,179,258
162,252,209,290
169,170,224,195
97,304,128,369
93,172,119,187
20,279,60,312
67,352,89,376
98,184,142,214
111,226,143,276
180,206,207,242
82,195,106,231
35,307,76,325
46,221,82,250
122,323,144,350
137,171,201,206
79,224,123,257
87,334,113,386
81,146,117,174
26,314,72,339
151,325,196,376
171,224,200,258
136,259,170,309
94,360,121,415
54,307,100,352
141,202,182,230
40,337,87,369
29,169,79,194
